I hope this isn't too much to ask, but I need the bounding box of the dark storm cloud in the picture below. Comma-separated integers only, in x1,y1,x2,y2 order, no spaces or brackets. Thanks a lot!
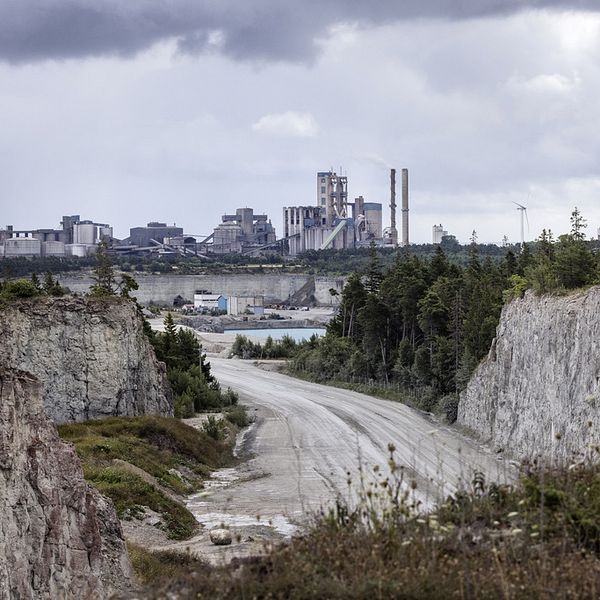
1,0,598,63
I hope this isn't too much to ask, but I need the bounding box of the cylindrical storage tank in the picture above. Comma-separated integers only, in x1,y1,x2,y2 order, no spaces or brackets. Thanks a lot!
73,223,97,245
4,238,42,257
65,243,88,257
214,224,242,245
363,202,383,239
42,241,66,256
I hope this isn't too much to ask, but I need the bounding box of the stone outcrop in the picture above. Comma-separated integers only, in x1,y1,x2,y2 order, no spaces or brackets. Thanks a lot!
457,287,600,462
0,297,172,423
0,368,132,599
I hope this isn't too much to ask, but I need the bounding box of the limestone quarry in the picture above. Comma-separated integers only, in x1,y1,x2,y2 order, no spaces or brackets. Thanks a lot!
0,297,172,423
0,367,132,599
57,272,346,307
458,286,600,462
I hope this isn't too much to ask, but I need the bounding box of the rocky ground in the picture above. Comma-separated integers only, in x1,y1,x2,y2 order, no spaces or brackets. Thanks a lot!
119,413,293,566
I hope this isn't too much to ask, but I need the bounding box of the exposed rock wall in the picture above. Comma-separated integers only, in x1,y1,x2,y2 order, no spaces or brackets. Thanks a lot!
0,368,132,599
57,272,347,306
0,297,172,423
457,287,600,462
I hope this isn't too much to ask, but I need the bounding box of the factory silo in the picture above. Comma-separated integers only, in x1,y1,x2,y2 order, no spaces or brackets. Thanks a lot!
42,241,66,256
363,202,383,239
73,222,97,245
4,238,42,257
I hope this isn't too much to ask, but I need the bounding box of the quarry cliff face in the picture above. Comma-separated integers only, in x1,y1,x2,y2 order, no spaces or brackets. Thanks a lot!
457,287,600,462
0,368,131,599
0,297,172,423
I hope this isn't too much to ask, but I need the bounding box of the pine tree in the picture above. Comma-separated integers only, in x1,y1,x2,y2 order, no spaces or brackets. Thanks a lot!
429,246,450,282
570,206,587,241
364,242,384,295
90,240,116,296
43,271,55,293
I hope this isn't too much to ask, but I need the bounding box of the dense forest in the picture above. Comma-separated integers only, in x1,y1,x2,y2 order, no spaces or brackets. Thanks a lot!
290,209,600,421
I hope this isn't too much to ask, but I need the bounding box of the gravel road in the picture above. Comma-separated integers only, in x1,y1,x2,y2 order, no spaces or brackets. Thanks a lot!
205,358,512,522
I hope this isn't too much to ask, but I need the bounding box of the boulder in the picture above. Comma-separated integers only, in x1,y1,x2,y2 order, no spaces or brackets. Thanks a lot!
210,528,233,546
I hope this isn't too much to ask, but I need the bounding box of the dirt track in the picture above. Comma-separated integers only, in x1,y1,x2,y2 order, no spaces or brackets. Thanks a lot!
155,357,513,563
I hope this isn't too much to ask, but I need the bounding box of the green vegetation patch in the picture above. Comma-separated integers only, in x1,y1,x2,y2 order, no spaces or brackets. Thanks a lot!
58,416,234,539
150,313,239,416
85,465,198,540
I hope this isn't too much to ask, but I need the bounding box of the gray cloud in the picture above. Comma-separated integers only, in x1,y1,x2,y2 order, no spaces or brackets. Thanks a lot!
1,0,599,63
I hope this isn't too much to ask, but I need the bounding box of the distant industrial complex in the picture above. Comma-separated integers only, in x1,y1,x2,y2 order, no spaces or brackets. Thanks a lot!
0,215,112,258
0,167,458,259
283,168,412,255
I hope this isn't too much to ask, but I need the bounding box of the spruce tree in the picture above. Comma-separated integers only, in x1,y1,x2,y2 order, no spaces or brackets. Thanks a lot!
90,240,116,296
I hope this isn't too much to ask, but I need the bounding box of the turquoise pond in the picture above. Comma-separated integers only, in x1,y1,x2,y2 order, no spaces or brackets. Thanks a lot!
225,328,325,342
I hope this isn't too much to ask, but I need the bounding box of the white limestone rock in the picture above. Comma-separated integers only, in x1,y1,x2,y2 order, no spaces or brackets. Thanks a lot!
458,287,600,462
210,528,233,546
0,297,172,423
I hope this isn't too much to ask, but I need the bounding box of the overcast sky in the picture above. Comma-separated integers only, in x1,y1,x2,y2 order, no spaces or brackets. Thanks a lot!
1,1,600,244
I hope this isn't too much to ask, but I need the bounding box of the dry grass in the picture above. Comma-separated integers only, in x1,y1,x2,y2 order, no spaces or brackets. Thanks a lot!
140,453,600,599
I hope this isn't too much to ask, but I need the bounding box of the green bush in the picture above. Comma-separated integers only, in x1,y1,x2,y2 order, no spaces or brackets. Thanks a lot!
202,415,226,441
0,279,41,299
224,405,251,428
231,334,301,359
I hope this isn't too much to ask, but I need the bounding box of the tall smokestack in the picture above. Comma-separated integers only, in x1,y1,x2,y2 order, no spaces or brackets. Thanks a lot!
401,168,409,247
389,169,398,246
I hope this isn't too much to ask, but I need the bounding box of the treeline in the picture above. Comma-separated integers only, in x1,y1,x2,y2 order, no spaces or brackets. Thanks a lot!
230,334,316,360
296,240,516,275
290,209,600,421
150,313,238,417
4,235,575,280
505,209,598,296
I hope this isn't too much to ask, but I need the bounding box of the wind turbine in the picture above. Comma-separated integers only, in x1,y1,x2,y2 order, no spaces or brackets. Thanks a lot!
512,201,529,250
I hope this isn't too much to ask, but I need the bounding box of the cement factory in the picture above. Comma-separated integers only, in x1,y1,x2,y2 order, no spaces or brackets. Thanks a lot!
0,167,441,259
284,168,410,255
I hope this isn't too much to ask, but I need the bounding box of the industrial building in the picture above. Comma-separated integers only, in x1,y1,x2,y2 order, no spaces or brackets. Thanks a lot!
432,224,448,244
283,168,409,256
0,215,113,258
193,293,227,312
284,171,354,256
227,295,265,316
358,199,383,240
128,222,184,248
112,209,277,257
211,208,276,254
